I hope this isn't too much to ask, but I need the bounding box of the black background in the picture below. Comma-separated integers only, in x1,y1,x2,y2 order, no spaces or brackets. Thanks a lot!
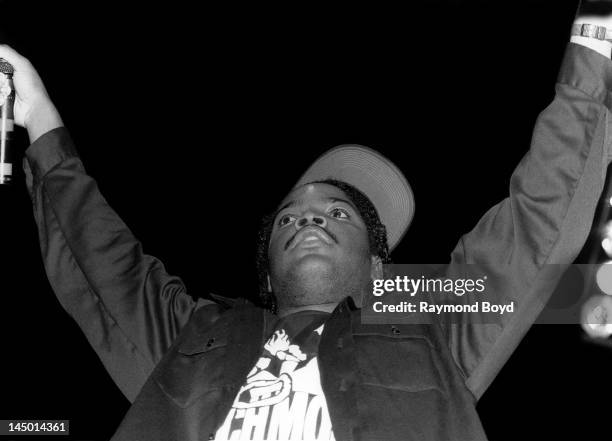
1,1,612,439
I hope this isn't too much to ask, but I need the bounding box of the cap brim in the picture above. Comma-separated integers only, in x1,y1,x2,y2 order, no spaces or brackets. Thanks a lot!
295,144,414,251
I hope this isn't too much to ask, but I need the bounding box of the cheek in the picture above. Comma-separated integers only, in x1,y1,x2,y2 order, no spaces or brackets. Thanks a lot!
341,229,371,259
267,235,285,269
356,239,373,261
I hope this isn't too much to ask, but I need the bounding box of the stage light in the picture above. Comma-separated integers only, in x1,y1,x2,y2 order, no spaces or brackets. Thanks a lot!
596,261,612,295
602,237,612,257
602,219,612,239
581,294,612,338
603,220,612,238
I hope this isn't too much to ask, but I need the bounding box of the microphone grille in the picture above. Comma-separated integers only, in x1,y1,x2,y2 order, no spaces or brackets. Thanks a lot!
0,58,15,75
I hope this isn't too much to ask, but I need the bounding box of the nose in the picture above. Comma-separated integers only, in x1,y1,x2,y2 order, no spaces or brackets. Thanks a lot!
295,212,327,230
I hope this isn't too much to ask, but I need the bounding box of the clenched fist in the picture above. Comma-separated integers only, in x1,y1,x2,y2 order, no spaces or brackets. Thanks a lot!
0,45,63,143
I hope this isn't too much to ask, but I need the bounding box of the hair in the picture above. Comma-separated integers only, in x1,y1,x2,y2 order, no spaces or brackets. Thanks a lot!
255,179,392,312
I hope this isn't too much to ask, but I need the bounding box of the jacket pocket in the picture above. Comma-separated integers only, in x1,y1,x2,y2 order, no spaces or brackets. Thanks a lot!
353,330,444,395
153,324,232,408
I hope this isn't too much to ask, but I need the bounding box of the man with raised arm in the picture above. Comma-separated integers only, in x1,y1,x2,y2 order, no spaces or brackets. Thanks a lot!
3,3,612,440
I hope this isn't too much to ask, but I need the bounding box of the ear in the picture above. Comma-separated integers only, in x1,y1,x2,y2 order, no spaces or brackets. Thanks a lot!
266,274,272,292
370,255,383,281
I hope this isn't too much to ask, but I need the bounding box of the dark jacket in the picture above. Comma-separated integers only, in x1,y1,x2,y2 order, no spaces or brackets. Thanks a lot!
115,298,487,440
23,43,612,440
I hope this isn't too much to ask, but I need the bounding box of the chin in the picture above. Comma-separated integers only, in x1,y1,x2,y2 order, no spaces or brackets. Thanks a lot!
293,253,335,275
283,255,340,297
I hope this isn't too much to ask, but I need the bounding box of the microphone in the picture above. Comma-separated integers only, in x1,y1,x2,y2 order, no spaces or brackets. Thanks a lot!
0,58,15,185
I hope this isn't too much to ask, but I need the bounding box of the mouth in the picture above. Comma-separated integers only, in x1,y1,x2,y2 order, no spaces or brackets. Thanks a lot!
286,226,335,250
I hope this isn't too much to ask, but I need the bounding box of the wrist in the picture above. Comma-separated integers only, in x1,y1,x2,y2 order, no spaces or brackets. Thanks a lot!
25,100,63,143
570,35,612,58
571,15,612,58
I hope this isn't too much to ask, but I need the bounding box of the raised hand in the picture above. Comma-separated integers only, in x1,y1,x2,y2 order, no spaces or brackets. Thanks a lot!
0,45,62,142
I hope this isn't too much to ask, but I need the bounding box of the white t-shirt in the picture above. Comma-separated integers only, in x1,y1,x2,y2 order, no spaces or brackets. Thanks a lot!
215,312,336,440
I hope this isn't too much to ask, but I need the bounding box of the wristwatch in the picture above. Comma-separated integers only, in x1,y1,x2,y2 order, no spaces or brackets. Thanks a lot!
571,23,612,42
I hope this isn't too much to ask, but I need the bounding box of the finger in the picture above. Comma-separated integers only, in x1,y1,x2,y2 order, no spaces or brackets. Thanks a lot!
0,44,32,72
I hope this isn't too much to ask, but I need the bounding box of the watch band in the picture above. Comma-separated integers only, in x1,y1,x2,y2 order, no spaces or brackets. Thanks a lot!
571,23,612,42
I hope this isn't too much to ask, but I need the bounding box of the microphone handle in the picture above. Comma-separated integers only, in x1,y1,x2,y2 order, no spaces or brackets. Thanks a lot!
0,73,15,185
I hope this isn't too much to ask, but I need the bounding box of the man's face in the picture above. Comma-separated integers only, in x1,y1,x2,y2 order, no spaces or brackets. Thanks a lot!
268,183,379,310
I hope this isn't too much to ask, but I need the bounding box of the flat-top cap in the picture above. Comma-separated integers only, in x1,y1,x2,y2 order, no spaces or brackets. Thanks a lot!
296,144,414,251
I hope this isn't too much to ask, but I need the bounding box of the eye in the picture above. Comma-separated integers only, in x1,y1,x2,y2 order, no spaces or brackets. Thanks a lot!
329,207,350,219
277,214,296,227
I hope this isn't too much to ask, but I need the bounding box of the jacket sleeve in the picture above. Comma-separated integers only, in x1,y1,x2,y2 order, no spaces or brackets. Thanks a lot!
23,129,213,402
446,43,612,400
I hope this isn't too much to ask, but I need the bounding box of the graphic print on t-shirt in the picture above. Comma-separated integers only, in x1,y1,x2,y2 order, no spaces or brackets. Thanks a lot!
215,319,335,441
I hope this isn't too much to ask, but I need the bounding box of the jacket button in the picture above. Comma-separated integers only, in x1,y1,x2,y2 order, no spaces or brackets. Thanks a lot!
339,378,349,391
336,338,343,349
391,326,400,335
206,338,215,347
